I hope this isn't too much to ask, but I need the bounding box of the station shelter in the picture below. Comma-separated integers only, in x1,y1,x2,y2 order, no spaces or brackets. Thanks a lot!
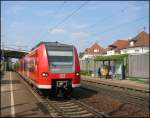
94,59,126,80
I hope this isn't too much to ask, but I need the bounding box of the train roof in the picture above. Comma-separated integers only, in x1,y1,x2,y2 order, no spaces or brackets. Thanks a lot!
31,41,73,51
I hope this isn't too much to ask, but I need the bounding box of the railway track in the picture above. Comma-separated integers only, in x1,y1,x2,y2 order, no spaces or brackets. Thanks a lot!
18,72,149,117
43,98,108,117
19,73,109,118
33,89,110,118
81,80,149,108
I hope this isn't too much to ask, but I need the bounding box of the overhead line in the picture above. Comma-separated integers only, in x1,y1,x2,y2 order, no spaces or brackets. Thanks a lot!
81,3,141,30
92,15,148,37
83,15,148,46
49,1,88,32
85,3,147,7
84,7,127,30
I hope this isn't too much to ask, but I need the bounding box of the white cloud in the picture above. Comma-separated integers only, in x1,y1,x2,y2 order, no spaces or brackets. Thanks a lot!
50,28,65,33
71,31,89,40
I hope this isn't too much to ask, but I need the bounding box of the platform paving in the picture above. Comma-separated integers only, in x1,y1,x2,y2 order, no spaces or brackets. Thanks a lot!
0,71,51,117
81,76,149,92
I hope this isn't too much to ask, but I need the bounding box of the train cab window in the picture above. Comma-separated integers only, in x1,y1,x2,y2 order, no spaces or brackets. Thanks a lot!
47,50,73,73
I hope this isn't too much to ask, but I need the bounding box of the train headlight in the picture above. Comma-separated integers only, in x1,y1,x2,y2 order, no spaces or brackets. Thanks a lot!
42,72,49,77
76,72,80,76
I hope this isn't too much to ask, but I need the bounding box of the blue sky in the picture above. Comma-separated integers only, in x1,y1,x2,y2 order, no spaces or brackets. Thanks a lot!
1,1,149,52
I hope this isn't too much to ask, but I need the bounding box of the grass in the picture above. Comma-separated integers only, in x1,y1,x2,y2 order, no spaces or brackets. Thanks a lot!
127,77,149,84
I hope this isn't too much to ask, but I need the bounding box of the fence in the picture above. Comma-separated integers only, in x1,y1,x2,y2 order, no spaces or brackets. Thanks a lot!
80,54,149,79
128,54,149,79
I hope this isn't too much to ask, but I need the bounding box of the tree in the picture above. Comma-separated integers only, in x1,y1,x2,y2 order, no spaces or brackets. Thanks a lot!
79,52,84,58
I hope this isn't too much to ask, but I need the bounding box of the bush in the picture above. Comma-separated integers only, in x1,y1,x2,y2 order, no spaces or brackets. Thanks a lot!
79,52,84,58
94,54,128,60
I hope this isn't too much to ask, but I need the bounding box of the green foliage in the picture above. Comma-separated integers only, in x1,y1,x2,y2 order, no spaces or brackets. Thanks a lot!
94,54,128,60
79,52,84,58
80,70,93,76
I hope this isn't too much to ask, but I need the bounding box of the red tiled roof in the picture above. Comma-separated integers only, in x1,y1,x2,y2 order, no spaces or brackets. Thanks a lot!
128,31,149,48
84,42,106,54
108,39,129,50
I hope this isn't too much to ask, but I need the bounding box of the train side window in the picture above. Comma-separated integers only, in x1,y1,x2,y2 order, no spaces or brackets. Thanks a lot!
24,60,28,71
21,61,24,70
29,60,35,72
23,60,25,70
16,61,20,70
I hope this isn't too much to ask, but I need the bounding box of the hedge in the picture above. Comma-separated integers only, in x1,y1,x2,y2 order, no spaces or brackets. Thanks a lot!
94,54,128,60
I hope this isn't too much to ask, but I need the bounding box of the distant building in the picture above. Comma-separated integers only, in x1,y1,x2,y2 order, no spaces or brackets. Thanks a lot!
81,42,107,60
107,40,128,55
121,31,149,54
81,31,149,59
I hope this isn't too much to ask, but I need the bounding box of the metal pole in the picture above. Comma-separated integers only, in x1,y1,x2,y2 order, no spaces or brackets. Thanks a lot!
87,58,89,75
1,42,5,72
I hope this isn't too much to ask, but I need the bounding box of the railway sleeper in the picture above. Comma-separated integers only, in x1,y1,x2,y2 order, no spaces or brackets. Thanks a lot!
54,103,75,107
64,110,89,115
51,101,72,104
59,105,79,109
62,107,83,112
51,101,74,105
68,113,95,117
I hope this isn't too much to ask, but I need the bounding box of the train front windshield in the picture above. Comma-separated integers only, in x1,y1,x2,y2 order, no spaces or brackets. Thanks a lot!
47,50,73,72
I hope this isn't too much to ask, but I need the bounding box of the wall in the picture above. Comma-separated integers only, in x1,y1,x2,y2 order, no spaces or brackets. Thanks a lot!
81,53,103,60
80,54,149,79
128,54,149,79
121,47,149,54
81,54,93,60
107,50,115,55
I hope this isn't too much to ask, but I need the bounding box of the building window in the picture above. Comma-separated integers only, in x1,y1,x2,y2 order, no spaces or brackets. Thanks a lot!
124,50,127,53
94,49,99,52
130,41,134,46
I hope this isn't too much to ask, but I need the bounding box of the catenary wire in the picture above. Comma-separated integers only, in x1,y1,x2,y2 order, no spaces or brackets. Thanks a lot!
49,1,88,33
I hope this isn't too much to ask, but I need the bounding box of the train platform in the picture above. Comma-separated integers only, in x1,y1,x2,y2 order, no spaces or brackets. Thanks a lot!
81,76,149,93
0,71,50,117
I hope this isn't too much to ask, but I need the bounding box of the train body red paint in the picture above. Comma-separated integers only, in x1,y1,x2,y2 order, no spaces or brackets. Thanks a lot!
16,42,80,96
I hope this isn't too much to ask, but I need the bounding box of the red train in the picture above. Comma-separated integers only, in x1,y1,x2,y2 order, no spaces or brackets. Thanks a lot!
15,42,80,97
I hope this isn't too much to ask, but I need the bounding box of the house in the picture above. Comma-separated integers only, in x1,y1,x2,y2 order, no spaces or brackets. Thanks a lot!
107,40,129,55
121,31,149,54
81,42,107,60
